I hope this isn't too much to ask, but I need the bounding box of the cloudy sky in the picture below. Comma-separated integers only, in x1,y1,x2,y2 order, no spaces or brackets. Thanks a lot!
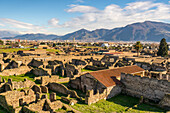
0,0,170,35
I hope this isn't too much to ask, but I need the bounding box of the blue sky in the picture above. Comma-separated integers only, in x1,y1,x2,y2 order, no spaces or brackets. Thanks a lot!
0,0,170,35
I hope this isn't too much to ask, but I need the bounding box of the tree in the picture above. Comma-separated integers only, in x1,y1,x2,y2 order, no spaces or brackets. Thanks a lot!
133,41,143,56
157,38,168,57
0,40,3,45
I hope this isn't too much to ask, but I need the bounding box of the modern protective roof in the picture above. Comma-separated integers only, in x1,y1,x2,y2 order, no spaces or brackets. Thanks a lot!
89,65,144,87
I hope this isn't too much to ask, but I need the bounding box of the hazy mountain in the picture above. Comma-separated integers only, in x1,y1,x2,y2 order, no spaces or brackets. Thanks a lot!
101,21,170,42
59,28,111,41
2,21,170,41
12,33,60,40
0,30,19,38
54,21,170,42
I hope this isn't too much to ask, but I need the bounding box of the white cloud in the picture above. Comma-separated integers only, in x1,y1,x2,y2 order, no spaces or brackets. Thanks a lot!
0,23,5,26
1,1,170,35
75,0,84,3
0,18,49,34
0,18,42,30
55,1,170,31
48,18,59,27
66,4,99,13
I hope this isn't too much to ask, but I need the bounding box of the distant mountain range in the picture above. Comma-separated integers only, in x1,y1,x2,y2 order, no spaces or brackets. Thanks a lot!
0,30,19,38
1,21,170,42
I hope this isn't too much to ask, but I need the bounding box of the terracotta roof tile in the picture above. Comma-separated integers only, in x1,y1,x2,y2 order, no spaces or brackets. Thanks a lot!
89,65,144,87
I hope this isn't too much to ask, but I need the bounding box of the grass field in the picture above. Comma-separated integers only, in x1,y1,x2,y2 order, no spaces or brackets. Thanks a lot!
46,49,61,53
0,48,31,53
0,94,165,113
0,74,35,82
0,48,61,54
0,105,8,113
0,74,166,113
72,94,166,113
81,68,94,72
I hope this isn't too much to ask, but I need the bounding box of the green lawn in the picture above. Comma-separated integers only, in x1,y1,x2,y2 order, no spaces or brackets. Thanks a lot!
0,105,8,113
82,46,101,48
0,74,166,113
71,94,166,113
46,49,60,53
81,68,94,72
0,74,35,82
0,48,31,53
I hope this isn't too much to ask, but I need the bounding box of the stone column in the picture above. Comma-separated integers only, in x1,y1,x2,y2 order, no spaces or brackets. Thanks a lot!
61,69,65,77
8,78,12,85
166,74,169,81
41,94,47,99
40,85,48,93
36,92,41,102
19,98,24,106
159,73,162,80
50,92,56,102
149,72,152,78
2,78,5,83
141,71,145,77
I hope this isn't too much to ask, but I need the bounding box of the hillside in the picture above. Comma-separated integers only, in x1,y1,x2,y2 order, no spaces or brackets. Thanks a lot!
1,21,170,41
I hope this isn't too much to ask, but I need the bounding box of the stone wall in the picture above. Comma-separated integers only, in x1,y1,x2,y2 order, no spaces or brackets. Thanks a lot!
35,76,69,85
121,73,170,102
68,73,106,93
106,85,122,99
71,59,87,66
23,99,63,113
85,89,107,105
85,65,107,71
0,90,36,113
30,68,50,76
11,79,35,90
48,83,80,99
58,77,70,83
0,79,35,92
0,66,31,76
159,93,170,110
84,85,122,105
41,76,59,85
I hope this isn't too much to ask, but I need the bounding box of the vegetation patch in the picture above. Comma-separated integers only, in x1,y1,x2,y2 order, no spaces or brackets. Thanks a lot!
0,48,31,53
0,73,35,82
71,94,166,113
46,49,60,53
81,68,94,72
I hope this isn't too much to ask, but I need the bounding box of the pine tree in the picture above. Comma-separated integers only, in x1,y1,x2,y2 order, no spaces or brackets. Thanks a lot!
157,38,168,57
0,40,3,45
133,41,143,56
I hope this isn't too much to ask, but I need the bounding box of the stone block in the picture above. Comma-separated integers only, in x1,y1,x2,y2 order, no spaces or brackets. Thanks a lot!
40,85,48,93
41,94,47,99
50,92,56,102
32,85,41,93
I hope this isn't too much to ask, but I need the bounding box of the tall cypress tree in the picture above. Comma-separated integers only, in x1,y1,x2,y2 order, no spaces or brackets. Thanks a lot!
157,38,168,57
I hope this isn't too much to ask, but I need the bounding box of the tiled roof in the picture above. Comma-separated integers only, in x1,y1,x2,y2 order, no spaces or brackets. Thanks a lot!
89,65,144,87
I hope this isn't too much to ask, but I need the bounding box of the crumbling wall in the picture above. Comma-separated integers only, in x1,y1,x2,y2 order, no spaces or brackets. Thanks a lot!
11,79,35,90
71,59,87,66
85,89,107,105
107,85,122,99
121,73,170,102
41,76,59,85
0,90,35,113
159,93,170,110
30,68,49,76
0,66,31,76
48,83,80,99
58,77,70,83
